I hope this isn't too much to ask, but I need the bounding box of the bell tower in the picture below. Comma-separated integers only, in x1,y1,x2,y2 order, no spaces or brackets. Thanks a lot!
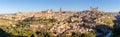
59,7,62,13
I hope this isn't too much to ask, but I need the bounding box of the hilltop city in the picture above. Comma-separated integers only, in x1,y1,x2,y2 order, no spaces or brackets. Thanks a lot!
0,7,120,37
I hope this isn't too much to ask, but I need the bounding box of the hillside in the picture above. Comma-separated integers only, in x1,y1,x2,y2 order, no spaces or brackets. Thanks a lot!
0,8,117,37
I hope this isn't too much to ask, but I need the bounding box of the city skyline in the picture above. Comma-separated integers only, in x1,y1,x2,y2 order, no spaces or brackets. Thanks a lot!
0,0,120,14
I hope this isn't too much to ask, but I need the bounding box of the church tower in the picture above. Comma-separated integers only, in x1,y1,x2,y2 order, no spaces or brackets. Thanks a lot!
59,8,62,13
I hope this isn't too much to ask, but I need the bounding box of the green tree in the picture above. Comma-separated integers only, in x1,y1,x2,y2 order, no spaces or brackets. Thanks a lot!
36,30,54,37
12,28,33,37
84,32,96,37
72,32,81,37
112,24,120,37
48,18,57,23
16,17,34,28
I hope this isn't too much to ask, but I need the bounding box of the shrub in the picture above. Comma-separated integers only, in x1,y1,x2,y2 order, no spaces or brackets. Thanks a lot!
37,30,54,37
48,18,57,23
83,32,96,37
112,24,120,37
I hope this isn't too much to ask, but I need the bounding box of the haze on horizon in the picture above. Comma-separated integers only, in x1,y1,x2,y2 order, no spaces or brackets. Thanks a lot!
0,0,120,14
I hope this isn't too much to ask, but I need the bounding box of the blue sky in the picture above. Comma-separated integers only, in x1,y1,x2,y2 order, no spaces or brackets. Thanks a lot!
0,0,120,14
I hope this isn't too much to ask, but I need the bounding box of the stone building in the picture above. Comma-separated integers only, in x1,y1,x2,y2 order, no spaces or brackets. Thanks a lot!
90,7,99,12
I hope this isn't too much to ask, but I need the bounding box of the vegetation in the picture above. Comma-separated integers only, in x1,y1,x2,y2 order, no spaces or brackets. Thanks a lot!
48,18,57,23
61,32,82,37
36,30,55,37
83,32,96,37
16,17,34,28
101,16,115,27
112,24,120,37
66,19,72,23
0,9,118,37
61,31,96,37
